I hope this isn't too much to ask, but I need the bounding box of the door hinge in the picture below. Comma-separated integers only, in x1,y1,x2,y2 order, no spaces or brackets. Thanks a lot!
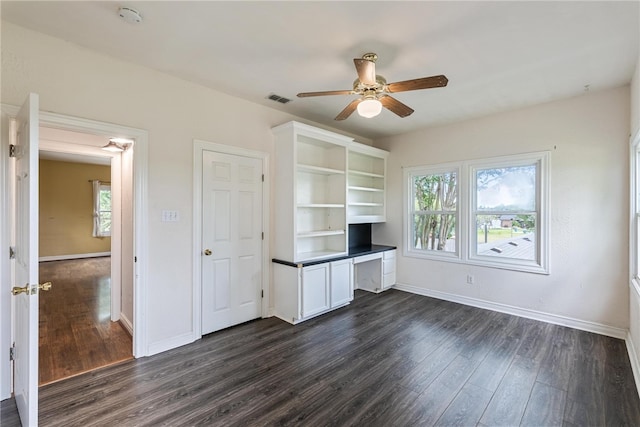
261,232,264,240
9,344,15,361
261,174,264,182
9,246,15,259
261,290,264,298
9,144,16,158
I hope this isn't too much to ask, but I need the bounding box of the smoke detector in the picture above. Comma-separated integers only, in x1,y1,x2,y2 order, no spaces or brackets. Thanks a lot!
118,7,142,24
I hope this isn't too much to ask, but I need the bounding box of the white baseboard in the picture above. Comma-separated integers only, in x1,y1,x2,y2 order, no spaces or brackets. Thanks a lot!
393,282,628,339
119,313,133,336
147,332,197,357
39,252,111,262
626,332,640,399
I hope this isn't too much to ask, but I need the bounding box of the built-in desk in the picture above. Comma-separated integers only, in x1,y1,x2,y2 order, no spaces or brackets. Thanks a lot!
272,245,396,324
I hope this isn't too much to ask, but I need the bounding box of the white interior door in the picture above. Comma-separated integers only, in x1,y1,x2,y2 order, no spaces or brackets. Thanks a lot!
12,93,40,426
201,151,263,334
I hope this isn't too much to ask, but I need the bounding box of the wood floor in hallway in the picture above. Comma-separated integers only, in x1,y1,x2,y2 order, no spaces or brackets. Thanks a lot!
2,288,640,426
38,257,132,385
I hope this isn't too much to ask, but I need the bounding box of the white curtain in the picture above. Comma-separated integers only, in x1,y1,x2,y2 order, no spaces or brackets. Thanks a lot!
92,180,101,237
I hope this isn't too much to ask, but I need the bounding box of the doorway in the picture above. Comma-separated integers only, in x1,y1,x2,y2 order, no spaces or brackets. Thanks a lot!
38,133,133,384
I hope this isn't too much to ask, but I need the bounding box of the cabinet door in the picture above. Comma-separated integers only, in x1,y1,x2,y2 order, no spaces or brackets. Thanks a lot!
382,250,396,290
330,259,353,307
301,264,330,318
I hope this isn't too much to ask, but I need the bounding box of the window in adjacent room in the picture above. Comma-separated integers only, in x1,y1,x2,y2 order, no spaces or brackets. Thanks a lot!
92,180,111,237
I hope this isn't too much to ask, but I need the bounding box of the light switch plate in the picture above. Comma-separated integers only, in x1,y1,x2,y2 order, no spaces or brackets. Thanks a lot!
161,210,179,222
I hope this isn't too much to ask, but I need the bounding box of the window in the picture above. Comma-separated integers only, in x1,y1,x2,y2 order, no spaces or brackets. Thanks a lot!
408,167,459,256
92,181,111,237
405,152,549,274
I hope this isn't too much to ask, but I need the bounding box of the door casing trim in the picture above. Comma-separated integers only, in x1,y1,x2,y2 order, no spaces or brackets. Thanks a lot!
1,103,149,363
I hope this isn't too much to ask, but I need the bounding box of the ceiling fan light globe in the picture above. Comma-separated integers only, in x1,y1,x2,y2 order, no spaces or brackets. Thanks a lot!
357,99,382,118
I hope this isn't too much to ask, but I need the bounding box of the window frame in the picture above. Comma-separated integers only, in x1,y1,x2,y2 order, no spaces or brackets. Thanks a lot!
404,151,550,274
632,130,640,283
405,163,461,260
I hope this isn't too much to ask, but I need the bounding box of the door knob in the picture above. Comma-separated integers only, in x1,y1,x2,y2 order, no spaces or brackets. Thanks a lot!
11,282,52,296
203,249,212,256
38,282,52,291
11,284,29,296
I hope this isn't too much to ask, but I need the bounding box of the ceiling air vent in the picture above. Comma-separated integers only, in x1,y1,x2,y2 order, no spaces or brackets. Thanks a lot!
266,93,292,104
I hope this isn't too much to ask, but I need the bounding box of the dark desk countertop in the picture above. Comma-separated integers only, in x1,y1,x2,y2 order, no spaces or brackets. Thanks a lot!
272,244,396,268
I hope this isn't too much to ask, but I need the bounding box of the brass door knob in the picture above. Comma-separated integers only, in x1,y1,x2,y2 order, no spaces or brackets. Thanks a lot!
11,282,52,296
38,282,52,291
203,249,212,256
11,284,29,296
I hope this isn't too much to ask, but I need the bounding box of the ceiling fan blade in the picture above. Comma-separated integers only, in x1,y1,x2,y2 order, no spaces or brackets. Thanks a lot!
354,58,376,85
379,95,414,118
297,90,353,98
386,75,448,93
335,99,361,121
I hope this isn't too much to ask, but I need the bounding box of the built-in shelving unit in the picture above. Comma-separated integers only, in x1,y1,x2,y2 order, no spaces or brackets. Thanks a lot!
347,145,388,223
273,121,351,262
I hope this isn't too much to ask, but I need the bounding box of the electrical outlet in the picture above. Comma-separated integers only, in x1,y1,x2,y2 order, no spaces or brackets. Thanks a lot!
466,274,475,285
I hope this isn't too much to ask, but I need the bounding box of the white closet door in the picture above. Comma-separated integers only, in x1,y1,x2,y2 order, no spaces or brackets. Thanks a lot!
201,151,263,334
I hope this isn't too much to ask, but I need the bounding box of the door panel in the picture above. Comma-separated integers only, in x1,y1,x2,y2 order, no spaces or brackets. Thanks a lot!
13,93,40,426
202,151,262,334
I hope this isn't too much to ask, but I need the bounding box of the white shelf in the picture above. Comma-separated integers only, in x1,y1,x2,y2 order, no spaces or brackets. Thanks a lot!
348,186,384,192
298,164,345,175
297,203,345,208
349,169,384,179
348,202,383,207
297,230,345,238
348,214,385,223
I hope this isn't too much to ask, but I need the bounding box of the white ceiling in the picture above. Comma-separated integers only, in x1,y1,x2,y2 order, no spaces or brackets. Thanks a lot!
2,1,639,140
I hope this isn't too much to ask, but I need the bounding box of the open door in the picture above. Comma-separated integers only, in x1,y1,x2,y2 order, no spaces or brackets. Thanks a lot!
11,93,42,426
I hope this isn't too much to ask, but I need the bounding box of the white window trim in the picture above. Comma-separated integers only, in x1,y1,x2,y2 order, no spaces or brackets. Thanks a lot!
631,129,640,284
404,151,550,275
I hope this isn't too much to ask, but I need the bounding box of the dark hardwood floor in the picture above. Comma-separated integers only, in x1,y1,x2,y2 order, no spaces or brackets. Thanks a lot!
2,289,639,426
38,257,132,385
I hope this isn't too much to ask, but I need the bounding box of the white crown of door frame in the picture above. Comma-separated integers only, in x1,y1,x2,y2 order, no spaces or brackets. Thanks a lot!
0,103,149,366
192,139,270,339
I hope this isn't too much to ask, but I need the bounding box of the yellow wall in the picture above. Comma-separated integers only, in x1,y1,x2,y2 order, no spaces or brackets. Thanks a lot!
39,159,111,257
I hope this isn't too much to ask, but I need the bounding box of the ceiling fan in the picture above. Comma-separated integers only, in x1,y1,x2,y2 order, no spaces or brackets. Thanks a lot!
297,53,448,121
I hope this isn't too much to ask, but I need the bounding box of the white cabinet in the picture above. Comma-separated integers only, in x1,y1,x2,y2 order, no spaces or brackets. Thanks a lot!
330,258,353,307
382,249,397,289
273,258,353,324
273,121,351,263
301,263,330,318
348,143,388,223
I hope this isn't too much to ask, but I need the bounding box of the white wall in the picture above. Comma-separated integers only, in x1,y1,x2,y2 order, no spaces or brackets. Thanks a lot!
374,86,631,332
0,22,371,355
